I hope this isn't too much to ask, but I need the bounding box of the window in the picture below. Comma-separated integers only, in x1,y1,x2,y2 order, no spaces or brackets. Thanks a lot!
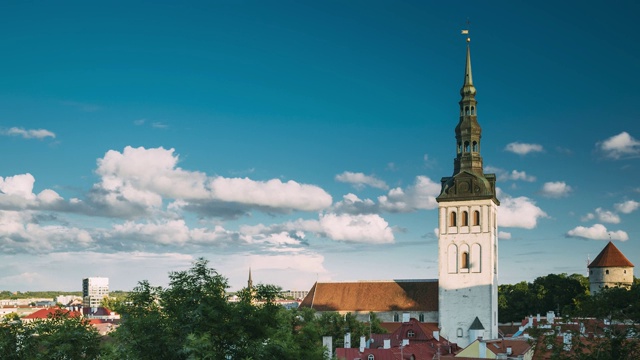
407,330,415,338
368,355,375,360
464,141,470,152
465,106,470,115
394,313,399,322
419,313,424,322
450,211,457,227
473,210,480,226
461,251,469,269
590,270,593,275
471,106,475,115
457,328,463,337
606,270,609,275
462,211,469,226
472,141,478,152
457,143,462,154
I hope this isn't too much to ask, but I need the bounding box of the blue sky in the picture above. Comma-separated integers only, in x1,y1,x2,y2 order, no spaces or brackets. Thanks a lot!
1,1,639,292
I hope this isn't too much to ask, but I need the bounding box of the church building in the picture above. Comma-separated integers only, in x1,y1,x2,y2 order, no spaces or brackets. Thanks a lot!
301,39,499,348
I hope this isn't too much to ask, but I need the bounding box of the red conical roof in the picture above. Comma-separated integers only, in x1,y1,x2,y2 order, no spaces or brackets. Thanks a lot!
588,241,634,268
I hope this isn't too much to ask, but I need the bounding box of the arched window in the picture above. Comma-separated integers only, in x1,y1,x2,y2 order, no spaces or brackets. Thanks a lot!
461,251,469,269
471,106,475,115
368,355,375,360
472,141,478,152
457,143,462,154
462,211,469,226
465,106,470,115
464,141,470,152
449,211,457,227
473,210,480,226
394,313,399,322
419,313,424,322
407,330,415,338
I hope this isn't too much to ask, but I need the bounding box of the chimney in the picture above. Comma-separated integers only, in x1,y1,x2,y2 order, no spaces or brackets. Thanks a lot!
528,315,533,327
322,336,332,359
547,311,555,324
506,346,512,355
536,313,541,323
433,331,440,341
479,340,487,358
383,339,391,349
344,332,351,348
359,336,366,352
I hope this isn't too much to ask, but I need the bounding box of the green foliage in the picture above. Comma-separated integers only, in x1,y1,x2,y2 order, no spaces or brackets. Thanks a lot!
498,273,589,323
0,291,82,300
0,309,101,360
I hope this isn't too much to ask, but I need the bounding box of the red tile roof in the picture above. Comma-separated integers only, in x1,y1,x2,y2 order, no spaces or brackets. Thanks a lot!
22,308,81,320
588,241,634,268
300,280,439,312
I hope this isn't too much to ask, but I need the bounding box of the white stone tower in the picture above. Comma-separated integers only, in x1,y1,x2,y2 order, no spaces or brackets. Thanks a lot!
588,241,634,295
436,40,499,347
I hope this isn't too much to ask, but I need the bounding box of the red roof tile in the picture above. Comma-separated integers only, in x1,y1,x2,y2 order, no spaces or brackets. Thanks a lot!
22,308,81,320
588,241,634,268
300,280,439,312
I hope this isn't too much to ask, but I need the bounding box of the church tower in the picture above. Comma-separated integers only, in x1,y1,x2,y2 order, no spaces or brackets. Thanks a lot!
436,39,499,347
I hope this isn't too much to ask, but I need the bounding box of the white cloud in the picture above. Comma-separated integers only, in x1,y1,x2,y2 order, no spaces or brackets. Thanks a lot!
566,223,628,241
91,146,332,217
0,174,64,209
581,213,595,222
3,127,56,139
317,213,394,244
594,208,620,224
487,167,537,182
497,191,548,229
540,181,572,198
597,132,640,159
378,176,440,212
332,193,378,215
209,177,332,211
504,142,543,155
335,171,388,190
614,200,639,214
498,231,512,240
0,210,94,254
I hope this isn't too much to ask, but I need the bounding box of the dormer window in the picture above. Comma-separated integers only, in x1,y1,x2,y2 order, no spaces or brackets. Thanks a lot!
407,330,415,338
368,355,375,360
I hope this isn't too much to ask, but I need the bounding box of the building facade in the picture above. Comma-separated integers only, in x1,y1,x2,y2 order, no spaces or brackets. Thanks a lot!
82,277,109,309
436,42,499,347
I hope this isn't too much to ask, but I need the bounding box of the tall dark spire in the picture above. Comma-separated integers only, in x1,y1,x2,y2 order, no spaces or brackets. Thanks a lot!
248,268,253,289
454,44,483,175
437,42,498,204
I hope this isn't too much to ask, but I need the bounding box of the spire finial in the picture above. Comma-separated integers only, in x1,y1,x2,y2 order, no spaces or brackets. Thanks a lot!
461,19,471,43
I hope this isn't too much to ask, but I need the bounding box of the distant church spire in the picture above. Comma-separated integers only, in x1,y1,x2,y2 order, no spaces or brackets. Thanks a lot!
248,268,253,289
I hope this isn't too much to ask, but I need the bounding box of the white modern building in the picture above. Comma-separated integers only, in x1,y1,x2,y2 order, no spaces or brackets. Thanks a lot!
82,277,109,309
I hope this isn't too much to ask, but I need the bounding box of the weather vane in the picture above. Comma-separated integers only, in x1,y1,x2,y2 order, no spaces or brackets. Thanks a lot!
461,19,471,43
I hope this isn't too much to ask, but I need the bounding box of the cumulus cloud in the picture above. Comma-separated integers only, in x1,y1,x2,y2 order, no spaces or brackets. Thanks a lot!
487,167,536,182
335,171,388,190
614,200,639,214
498,231,512,240
540,181,572,198
0,174,64,210
504,142,543,155
566,223,628,241
317,213,394,244
2,127,56,139
0,210,93,254
90,146,332,218
378,176,440,212
597,132,640,159
497,190,548,229
594,208,620,224
332,193,378,215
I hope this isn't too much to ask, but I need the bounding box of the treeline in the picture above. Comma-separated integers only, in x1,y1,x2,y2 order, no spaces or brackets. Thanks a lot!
1,258,383,360
0,291,82,300
498,273,640,323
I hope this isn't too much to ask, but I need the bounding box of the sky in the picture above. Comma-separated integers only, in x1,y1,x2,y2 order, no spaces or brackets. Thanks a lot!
0,1,639,293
